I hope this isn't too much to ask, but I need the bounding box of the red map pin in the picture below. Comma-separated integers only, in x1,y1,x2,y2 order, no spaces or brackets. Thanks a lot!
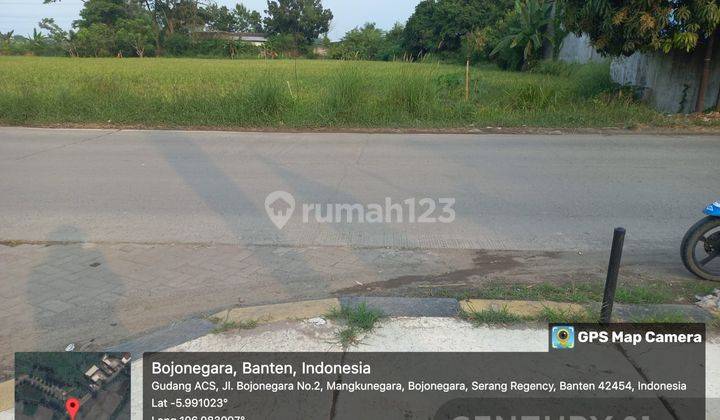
65,397,80,420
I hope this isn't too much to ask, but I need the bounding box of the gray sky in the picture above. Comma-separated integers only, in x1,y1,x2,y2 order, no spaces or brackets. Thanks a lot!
0,0,419,40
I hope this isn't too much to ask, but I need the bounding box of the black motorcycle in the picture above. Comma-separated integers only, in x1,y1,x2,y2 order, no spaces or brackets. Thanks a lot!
681,201,720,281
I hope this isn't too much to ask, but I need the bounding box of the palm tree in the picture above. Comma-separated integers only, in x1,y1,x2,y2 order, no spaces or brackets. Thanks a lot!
491,0,553,69
0,30,14,50
31,28,47,53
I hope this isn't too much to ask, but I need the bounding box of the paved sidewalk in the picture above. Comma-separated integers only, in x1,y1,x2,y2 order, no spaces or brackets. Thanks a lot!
0,242,475,380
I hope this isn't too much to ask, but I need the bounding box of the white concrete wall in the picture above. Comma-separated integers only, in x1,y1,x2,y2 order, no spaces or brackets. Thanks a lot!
558,34,604,64
560,33,720,113
611,42,720,114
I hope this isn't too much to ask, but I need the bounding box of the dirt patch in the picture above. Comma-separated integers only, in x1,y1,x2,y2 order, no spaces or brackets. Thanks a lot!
334,250,542,294
334,248,707,301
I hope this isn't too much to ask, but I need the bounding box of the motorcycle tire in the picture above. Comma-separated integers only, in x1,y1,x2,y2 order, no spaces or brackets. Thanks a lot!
681,216,720,282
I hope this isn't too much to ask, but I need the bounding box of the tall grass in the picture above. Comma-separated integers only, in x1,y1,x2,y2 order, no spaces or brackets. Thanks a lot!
386,67,440,119
323,65,368,123
245,76,292,122
0,56,688,128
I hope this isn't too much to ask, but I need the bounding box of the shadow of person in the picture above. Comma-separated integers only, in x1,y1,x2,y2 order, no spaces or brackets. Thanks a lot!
24,226,129,354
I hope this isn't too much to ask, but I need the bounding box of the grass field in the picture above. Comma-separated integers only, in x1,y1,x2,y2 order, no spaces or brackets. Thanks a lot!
0,56,714,129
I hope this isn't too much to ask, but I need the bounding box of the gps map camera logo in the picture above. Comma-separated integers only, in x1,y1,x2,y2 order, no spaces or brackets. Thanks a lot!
552,326,575,349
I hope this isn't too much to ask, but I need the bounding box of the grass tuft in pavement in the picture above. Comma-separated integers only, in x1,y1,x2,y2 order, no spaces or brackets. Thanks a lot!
210,319,259,334
462,306,528,325
462,305,597,325
535,306,597,323
326,303,384,347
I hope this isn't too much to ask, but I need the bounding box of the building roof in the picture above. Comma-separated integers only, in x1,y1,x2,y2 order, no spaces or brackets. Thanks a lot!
84,365,99,377
241,35,267,42
193,31,268,42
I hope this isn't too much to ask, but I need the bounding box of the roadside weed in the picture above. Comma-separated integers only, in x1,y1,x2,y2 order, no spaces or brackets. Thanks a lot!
326,303,384,347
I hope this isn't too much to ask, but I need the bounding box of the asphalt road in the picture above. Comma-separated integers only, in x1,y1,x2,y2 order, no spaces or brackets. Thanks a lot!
1,127,719,252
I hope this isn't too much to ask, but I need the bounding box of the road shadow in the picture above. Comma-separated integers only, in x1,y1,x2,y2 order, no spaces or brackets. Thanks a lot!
150,132,331,301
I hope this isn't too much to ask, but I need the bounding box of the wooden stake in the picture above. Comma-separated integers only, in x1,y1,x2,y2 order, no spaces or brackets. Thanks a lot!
465,60,470,101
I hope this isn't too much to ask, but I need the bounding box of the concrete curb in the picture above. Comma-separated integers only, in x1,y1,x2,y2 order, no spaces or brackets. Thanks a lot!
213,298,340,325
107,318,215,359
0,380,12,413
340,296,458,317
210,296,717,326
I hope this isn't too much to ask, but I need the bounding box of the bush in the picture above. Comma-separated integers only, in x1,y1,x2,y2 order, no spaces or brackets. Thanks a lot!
264,34,300,57
164,33,192,56
570,61,615,98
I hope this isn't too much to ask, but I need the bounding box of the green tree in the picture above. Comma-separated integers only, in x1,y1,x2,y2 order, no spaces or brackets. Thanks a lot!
264,32,296,55
562,0,720,55
39,18,79,56
234,4,263,32
402,0,514,57
75,22,114,56
135,0,163,55
264,0,333,46
139,0,201,55
203,3,237,31
490,0,554,69
29,28,48,54
333,23,385,60
379,22,405,60
44,0,151,55
1,30,14,52
157,0,204,35
116,16,153,56
74,0,133,28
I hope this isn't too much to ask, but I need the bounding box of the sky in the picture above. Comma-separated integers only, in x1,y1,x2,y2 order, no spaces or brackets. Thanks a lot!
0,0,419,40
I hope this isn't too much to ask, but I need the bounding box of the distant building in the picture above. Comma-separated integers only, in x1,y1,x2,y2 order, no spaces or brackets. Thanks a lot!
313,46,328,57
193,31,268,46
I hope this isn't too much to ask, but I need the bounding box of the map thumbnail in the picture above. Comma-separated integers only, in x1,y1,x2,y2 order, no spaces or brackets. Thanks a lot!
15,352,131,419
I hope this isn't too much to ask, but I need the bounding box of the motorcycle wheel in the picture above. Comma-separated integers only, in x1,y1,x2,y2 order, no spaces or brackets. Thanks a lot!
681,216,720,282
